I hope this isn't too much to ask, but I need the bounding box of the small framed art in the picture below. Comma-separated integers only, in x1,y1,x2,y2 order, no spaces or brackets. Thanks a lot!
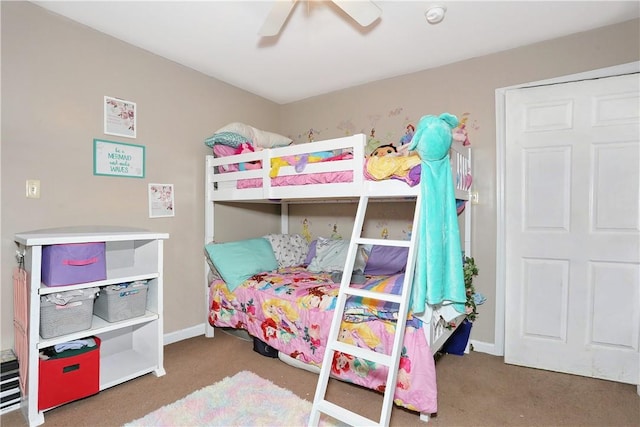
148,184,175,218
93,139,145,178
104,96,136,138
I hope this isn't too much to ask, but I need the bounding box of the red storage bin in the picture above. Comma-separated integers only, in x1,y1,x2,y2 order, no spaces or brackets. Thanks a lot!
38,337,100,410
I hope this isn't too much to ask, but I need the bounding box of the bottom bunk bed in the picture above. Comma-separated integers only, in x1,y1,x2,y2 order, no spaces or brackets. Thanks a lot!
205,236,468,419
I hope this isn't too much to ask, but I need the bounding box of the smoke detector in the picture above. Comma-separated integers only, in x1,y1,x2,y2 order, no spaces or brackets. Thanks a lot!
425,5,446,24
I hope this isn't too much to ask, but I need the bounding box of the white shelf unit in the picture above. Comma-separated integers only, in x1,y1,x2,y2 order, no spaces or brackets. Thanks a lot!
13,227,169,427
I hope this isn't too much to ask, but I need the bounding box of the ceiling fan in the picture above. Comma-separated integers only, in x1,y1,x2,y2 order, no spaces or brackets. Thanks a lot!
258,0,382,37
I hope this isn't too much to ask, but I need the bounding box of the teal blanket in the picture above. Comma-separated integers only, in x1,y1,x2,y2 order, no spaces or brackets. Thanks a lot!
408,114,466,315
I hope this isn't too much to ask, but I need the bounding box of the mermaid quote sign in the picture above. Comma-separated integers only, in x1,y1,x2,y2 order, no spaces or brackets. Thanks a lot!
93,138,145,178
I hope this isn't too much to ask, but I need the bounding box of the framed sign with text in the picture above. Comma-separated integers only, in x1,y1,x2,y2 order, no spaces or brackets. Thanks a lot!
93,139,145,178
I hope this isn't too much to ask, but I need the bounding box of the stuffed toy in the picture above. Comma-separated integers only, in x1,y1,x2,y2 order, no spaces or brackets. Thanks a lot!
370,144,397,157
408,113,466,315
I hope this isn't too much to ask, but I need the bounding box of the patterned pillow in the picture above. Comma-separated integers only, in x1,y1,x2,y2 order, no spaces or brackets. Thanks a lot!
307,237,369,273
216,122,292,149
263,233,309,268
204,131,250,149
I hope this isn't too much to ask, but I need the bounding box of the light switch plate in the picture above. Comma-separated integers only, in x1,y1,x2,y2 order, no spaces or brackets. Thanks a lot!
26,180,40,199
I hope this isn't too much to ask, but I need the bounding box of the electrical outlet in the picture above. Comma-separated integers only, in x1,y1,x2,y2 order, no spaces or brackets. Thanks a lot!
471,191,479,205
26,180,40,199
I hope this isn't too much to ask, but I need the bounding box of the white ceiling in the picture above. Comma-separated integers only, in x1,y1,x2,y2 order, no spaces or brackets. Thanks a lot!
33,1,640,104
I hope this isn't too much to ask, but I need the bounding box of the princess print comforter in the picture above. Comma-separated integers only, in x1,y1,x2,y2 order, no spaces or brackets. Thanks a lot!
208,266,437,414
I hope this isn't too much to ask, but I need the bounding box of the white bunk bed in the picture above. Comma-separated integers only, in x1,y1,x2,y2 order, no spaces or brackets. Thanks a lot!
203,132,472,418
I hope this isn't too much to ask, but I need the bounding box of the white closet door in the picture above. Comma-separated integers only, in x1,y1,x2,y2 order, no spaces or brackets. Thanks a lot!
504,73,640,384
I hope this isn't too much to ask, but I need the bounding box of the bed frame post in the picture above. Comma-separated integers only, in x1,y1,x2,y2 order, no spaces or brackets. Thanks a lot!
281,202,289,233
465,146,472,257
205,155,215,338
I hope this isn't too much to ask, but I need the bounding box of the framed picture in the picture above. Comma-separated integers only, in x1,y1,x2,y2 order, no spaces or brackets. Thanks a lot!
104,96,136,138
148,184,175,218
93,139,145,178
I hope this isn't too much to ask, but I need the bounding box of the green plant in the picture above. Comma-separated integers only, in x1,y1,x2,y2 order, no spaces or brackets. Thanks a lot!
442,256,483,331
463,256,480,322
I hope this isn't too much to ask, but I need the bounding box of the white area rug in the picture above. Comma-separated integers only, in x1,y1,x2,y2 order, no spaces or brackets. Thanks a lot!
124,370,339,426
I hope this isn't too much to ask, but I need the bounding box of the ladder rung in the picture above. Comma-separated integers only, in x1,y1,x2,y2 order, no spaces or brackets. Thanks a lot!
330,341,392,366
316,399,381,426
345,287,402,304
355,237,410,248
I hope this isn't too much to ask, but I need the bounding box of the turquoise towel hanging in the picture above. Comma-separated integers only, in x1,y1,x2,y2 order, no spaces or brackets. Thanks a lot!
407,113,466,315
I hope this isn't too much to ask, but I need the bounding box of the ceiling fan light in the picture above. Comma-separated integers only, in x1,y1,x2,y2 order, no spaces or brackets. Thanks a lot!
425,5,446,25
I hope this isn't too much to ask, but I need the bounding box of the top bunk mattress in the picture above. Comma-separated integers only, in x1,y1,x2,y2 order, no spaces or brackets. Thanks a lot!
206,133,472,202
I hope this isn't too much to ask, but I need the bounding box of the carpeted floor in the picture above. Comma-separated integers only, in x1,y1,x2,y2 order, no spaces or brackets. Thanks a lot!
1,329,638,427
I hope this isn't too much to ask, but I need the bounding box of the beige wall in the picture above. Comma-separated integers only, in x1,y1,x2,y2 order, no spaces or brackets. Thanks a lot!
1,1,638,351
279,19,640,345
0,2,281,349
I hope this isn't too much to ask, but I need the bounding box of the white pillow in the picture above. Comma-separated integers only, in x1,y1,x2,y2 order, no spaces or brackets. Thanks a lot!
216,122,292,149
216,122,254,140
253,128,292,148
263,233,309,268
307,237,368,273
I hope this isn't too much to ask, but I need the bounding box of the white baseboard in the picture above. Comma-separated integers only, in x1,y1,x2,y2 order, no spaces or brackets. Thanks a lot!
470,339,503,356
163,323,205,345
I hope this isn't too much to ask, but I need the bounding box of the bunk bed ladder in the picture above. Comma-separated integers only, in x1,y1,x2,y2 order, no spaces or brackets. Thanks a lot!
309,193,422,427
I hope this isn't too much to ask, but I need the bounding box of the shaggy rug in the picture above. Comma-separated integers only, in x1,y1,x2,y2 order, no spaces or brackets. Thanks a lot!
124,371,339,426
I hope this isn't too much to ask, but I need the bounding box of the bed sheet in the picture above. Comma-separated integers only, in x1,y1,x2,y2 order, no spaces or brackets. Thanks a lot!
236,170,354,188
208,266,437,414
214,150,423,189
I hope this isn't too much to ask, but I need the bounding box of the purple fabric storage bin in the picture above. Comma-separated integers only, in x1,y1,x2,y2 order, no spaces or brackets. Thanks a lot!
41,242,107,286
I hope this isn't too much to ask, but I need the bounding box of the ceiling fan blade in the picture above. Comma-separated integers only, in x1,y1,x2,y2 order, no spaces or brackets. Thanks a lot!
332,0,381,27
258,0,297,36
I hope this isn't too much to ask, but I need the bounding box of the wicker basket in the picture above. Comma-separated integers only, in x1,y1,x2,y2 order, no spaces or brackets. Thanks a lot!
93,281,148,322
40,288,99,338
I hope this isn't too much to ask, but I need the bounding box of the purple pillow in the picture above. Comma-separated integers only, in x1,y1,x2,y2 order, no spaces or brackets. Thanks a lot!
364,245,409,275
304,239,317,265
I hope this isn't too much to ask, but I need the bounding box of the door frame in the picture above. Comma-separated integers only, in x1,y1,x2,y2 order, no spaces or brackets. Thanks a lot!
493,61,640,357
